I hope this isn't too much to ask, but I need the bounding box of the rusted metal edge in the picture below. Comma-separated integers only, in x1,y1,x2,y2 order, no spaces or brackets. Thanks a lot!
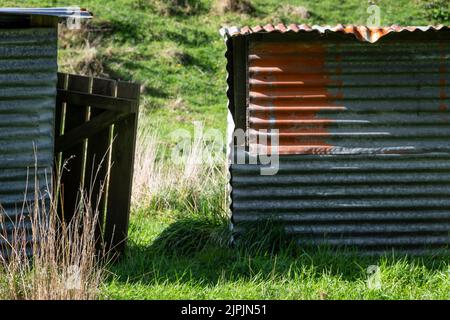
220,24,450,43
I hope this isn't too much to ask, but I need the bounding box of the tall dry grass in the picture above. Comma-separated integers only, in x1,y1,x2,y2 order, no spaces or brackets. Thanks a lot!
0,162,108,300
132,123,227,218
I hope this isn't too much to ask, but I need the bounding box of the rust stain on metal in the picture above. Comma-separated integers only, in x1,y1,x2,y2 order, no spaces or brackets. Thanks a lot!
249,42,342,155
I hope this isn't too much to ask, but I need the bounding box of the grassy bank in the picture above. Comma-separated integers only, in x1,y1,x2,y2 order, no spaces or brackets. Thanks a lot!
1,0,450,299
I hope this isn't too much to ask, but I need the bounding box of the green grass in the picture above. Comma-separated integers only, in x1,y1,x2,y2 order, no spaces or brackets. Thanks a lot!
103,210,450,299
2,0,450,299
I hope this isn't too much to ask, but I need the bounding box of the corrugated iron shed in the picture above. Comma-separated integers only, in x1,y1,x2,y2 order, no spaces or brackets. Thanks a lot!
0,7,91,256
225,24,450,255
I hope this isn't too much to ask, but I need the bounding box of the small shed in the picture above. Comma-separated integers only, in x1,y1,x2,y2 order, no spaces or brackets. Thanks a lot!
0,8,91,252
223,24,450,255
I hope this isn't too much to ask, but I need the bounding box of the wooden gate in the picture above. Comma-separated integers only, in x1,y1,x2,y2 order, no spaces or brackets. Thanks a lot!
55,72,140,255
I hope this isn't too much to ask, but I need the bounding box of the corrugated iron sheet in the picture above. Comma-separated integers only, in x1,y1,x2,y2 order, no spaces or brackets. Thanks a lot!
226,26,450,254
248,40,450,155
0,28,57,255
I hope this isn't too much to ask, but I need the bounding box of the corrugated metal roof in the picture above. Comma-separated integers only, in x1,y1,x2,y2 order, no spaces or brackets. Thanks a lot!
220,24,450,43
0,7,92,19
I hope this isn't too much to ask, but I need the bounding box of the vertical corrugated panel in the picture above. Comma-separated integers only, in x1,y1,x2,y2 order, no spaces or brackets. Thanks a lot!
231,37,450,254
0,28,57,254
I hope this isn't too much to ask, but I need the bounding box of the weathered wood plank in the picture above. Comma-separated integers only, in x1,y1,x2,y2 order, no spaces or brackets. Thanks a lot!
57,89,138,113
54,73,68,212
85,78,117,248
60,74,91,221
104,81,140,255
55,73,68,140
56,110,125,152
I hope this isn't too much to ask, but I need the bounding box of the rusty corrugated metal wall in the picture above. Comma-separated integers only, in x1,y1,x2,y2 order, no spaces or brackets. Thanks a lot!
226,26,450,254
0,27,57,251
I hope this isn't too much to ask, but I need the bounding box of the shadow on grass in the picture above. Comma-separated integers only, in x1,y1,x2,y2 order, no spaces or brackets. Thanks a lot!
108,216,450,287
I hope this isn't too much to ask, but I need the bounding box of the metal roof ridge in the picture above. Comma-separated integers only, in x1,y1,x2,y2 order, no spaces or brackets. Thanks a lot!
219,24,449,43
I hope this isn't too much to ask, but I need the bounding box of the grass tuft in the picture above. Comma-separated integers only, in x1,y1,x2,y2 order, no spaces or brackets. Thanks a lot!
150,214,230,256
234,219,297,256
213,0,256,15
135,0,209,16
